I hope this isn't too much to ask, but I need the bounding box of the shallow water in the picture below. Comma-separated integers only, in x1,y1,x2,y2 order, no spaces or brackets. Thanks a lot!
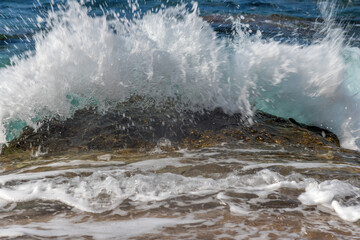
0,145,360,239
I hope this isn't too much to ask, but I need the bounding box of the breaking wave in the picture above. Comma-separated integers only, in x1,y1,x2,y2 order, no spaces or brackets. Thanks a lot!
1,0,360,150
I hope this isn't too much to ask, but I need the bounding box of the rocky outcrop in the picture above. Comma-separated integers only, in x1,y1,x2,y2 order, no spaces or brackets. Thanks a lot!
1,102,340,160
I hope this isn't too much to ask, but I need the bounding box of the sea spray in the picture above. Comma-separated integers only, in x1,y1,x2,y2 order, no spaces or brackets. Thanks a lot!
1,0,360,150
0,1,231,141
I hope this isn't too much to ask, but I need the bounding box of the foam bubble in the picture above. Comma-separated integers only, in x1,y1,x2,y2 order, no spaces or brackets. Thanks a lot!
332,201,360,222
299,180,360,222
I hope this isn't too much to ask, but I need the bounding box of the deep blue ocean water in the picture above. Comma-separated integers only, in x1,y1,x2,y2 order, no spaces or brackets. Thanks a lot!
1,0,360,67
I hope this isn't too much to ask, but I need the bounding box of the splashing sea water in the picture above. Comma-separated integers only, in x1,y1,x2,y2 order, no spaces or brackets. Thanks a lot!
0,1,360,149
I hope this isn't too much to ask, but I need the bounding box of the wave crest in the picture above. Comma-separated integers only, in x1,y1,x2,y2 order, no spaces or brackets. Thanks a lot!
1,1,360,150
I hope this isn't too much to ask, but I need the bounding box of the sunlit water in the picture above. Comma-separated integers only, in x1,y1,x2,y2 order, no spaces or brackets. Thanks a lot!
1,0,360,239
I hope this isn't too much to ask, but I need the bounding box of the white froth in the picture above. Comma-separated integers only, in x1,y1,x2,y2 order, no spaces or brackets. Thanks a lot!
241,161,357,171
332,201,360,222
0,216,200,239
299,180,360,222
0,153,358,228
126,157,187,171
0,168,306,213
97,154,112,161
0,168,291,213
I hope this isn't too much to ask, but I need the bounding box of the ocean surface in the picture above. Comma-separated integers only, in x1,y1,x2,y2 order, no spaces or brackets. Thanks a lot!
0,0,360,239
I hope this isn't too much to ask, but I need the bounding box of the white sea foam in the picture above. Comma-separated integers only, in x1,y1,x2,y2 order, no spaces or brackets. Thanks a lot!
126,157,187,171
241,161,358,171
0,216,200,239
0,1,360,149
299,180,360,222
42,159,125,167
1,161,358,223
0,152,359,230
0,168,291,213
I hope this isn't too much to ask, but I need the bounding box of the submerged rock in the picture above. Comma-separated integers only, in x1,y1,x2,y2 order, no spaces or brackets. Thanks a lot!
1,104,340,160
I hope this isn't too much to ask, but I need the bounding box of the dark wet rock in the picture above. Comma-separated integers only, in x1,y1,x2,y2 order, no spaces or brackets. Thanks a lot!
1,103,341,159
259,199,299,209
289,118,340,146
225,192,259,200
